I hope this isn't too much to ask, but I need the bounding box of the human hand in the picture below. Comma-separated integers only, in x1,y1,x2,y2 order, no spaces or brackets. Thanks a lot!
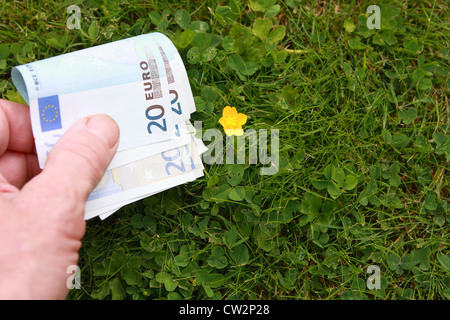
0,99,119,299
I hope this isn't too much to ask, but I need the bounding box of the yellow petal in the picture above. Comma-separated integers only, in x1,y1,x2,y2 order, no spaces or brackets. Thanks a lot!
225,128,245,136
222,106,237,117
219,118,232,131
234,128,244,136
225,128,236,136
236,113,247,126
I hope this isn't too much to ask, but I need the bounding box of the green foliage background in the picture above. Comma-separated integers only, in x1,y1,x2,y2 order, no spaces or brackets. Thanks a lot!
0,0,448,299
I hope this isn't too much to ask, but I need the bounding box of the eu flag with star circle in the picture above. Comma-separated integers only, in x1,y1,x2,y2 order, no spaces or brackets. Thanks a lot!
38,95,62,132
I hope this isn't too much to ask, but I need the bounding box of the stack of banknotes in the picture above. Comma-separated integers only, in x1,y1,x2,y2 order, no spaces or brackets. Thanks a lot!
11,32,207,220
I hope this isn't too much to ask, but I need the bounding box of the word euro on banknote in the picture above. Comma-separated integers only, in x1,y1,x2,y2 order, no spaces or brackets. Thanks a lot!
11,32,194,169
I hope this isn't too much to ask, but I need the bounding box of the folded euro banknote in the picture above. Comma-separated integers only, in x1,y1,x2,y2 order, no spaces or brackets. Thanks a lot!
11,32,206,220
87,128,207,220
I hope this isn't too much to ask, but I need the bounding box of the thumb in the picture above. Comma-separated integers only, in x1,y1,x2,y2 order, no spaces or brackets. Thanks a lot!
22,114,119,217
45,114,119,199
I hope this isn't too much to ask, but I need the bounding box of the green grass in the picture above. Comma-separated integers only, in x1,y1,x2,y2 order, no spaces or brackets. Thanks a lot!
0,0,449,300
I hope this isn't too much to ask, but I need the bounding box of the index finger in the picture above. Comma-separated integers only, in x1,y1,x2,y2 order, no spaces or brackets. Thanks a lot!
0,99,35,154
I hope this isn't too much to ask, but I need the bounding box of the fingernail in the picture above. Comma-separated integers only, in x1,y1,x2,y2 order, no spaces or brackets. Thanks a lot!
85,114,120,149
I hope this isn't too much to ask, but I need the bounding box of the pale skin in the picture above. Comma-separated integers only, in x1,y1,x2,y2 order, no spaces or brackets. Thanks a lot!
0,99,119,299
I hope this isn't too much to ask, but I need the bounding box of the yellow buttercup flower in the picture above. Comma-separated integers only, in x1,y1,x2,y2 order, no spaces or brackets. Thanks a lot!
219,106,247,136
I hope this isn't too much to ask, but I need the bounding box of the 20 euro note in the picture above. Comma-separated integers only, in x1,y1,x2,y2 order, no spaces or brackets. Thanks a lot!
90,132,207,220
11,32,193,168
84,131,206,220
94,122,208,220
